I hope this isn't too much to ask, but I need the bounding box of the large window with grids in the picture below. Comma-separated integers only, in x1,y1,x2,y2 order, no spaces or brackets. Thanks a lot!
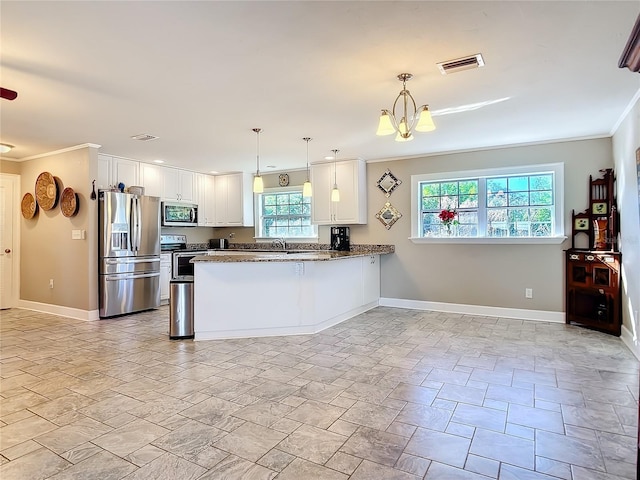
411,163,564,242
255,187,317,239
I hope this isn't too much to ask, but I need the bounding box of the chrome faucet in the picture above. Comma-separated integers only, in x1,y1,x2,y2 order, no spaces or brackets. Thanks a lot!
272,237,286,250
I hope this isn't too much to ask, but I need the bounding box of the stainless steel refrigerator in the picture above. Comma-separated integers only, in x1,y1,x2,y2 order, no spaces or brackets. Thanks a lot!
98,191,161,318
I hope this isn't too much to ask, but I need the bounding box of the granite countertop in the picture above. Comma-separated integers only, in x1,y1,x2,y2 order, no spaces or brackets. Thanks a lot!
191,244,394,263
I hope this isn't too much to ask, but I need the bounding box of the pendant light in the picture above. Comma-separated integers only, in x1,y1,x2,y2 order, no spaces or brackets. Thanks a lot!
330,149,340,202
376,73,435,142
252,128,263,193
302,137,312,198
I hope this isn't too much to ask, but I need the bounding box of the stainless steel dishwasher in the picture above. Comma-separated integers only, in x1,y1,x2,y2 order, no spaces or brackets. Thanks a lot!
169,276,194,339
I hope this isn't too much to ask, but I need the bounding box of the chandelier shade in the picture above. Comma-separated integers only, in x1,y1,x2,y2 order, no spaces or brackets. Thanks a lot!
376,73,436,141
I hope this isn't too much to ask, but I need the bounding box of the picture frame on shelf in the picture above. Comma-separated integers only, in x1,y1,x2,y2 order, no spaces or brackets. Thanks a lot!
574,218,589,231
592,202,607,215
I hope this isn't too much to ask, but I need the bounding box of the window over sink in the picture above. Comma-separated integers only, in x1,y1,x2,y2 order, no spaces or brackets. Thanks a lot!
255,186,318,241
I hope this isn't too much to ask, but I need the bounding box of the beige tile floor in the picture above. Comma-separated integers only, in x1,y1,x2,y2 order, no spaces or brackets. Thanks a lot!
1,306,638,479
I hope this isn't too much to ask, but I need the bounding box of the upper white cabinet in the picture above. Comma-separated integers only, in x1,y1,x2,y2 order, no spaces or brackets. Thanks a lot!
112,156,140,189
197,173,216,226
97,154,111,190
139,163,163,198
214,173,254,226
163,168,195,202
310,159,367,225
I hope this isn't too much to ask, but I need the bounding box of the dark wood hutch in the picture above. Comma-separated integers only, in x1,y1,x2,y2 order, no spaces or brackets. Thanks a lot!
565,168,621,336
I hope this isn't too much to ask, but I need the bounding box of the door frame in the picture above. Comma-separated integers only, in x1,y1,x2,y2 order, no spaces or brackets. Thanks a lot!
1,173,20,309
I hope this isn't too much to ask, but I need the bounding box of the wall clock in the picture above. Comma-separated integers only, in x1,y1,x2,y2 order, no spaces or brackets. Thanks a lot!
279,173,289,187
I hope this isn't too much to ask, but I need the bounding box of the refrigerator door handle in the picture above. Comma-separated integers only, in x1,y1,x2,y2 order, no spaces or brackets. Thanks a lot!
129,197,136,252
105,272,160,281
105,258,160,265
137,197,143,252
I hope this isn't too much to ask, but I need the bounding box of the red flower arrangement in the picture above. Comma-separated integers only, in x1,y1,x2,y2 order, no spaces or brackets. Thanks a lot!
438,208,458,234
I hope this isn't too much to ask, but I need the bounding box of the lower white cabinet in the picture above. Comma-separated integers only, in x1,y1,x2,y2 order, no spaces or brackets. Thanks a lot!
160,253,172,305
362,255,381,305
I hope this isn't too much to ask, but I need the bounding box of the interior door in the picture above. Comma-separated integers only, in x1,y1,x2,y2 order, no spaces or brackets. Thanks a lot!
0,175,16,309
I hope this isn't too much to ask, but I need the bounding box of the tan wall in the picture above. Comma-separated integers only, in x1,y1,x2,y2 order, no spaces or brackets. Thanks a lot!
612,94,640,344
211,140,612,313
20,145,99,311
351,138,612,312
1,159,21,175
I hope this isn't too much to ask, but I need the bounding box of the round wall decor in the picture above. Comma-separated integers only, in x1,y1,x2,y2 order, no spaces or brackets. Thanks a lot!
35,172,58,210
21,192,38,219
60,187,79,217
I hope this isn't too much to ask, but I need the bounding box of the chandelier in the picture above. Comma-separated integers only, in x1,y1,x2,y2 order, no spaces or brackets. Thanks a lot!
376,73,435,142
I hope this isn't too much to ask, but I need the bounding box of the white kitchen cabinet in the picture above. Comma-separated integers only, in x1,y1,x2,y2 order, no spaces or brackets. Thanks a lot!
139,163,164,198
160,253,172,305
163,168,195,202
97,154,111,190
197,173,216,226
214,173,254,226
310,159,367,225
111,156,140,190
362,255,381,305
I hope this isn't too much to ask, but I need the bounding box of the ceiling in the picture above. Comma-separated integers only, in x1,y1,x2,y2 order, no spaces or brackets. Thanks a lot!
1,1,639,175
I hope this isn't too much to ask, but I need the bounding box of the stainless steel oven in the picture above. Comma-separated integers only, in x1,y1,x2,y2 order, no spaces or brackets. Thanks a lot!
172,250,207,280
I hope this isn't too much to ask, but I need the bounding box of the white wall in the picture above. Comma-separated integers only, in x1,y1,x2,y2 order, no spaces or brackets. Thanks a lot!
612,91,640,357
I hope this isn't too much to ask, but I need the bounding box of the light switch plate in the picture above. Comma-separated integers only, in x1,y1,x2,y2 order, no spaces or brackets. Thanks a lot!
71,229,84,240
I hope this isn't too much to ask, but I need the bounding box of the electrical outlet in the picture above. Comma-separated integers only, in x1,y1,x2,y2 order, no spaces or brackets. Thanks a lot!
525,288,533,299
49,279,54,289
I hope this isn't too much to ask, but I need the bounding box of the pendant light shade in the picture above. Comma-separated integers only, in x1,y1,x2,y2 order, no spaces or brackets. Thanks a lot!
252,128,263,194
331,149,340,203
302,137,312,198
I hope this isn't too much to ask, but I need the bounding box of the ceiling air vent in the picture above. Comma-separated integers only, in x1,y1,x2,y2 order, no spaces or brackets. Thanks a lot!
437,54,485,75
130,133,159,141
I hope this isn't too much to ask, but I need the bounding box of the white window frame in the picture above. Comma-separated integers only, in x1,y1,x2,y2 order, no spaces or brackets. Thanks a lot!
254,185,318,243
410,163,566,244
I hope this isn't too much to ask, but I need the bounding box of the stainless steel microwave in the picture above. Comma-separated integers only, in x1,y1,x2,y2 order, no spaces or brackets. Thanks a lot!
161,202,198,227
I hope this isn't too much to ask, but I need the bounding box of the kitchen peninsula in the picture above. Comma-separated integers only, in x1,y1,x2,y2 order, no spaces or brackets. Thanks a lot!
192,245,393,340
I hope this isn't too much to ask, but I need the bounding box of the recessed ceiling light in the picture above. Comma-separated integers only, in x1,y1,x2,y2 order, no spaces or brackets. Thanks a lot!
0,143,14,154
266,165,277,169
131,133,159,141
209,170,219,174
153,159,165,164
324,155,334,160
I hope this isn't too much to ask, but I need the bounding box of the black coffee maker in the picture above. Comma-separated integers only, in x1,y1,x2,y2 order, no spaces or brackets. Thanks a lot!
330,226,350,251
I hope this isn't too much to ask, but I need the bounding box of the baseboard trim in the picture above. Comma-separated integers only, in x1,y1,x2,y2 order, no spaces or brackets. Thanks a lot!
378,297,565,323
17,300,99,321
620,324,640,361
196,301,379,341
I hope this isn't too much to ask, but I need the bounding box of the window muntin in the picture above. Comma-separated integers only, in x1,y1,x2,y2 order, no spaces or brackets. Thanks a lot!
420,179,479,237
412,163,564,241
256,188,317,239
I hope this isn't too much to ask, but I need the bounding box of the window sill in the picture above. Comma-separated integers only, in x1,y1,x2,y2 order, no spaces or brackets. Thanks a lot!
255,237,319,244
409,236,568,245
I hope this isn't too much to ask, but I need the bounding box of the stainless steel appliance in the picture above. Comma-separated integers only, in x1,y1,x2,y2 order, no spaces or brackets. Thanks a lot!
209,238,229,249
169,278,194,339
162,202,198,227
98,191,161,318
172,250,207,279
331,226,350,251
